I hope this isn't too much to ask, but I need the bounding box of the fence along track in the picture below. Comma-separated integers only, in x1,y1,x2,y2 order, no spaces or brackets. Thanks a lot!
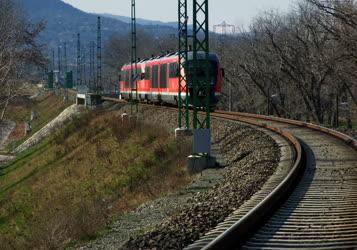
187,112,357,250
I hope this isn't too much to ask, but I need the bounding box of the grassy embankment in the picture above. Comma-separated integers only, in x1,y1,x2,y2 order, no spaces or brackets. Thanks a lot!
3,91,74,152
0,108,192,249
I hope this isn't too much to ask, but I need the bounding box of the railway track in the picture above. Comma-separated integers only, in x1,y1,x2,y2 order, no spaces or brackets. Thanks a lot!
98,95,357,249
186,111,357,250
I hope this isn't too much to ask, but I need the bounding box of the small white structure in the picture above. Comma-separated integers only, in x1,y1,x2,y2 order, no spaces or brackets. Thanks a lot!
76,93,86,105
175,127,193,138
187,129,216,172
76,93,102,107
121,112,129,123
187,153,216,173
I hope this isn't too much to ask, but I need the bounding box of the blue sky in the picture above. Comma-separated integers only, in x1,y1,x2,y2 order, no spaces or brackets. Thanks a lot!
62,0,296,28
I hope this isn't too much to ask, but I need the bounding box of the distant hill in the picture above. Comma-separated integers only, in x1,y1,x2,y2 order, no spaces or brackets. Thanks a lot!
100,13,178,29
15,0,177,61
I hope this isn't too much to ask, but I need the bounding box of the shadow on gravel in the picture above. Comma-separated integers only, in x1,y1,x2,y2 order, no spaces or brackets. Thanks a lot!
231,151,252,164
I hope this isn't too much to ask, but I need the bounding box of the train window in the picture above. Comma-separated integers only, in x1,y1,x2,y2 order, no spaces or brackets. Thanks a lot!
125,70,130,88
145,66,151,80
187,61,218,84
160,64,168,88
120,71,124,82
169,62,179,78
152,65,159,88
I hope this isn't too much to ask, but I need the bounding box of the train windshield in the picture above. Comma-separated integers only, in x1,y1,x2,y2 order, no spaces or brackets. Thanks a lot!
187,60,218,85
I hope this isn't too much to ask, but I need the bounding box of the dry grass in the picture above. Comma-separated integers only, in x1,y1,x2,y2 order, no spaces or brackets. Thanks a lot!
4,91,74,150
0,110,192,249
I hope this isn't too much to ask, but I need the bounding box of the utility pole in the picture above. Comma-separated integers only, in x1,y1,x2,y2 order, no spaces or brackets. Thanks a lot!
178,0,215,169
82,46,86,87
97,16,102,94
48,49,55,89
58,46,61,79
130,0,138,113
192,0,210,130
63,42,73,90
52,49,55,72
77,33,81,87
64,42,67,74
177,0,190,130
89,41,95,92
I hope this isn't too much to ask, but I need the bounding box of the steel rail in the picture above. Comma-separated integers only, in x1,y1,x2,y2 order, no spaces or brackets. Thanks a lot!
216,111,357,150
99,98,306,249
188,112,357,250
184,112,305,250
78,95,356,249
98,97,305,249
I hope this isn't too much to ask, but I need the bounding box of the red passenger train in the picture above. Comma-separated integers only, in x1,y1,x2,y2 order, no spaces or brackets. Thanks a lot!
119,51,224,107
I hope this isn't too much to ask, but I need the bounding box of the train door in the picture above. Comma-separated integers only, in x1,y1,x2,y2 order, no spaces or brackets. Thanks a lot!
159,64,168,102
168,61,179,98
144,66,151,100
124,69,130,99
151,65,159,101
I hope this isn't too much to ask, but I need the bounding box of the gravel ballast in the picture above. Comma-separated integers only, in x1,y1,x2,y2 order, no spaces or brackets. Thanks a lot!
80,104,280,250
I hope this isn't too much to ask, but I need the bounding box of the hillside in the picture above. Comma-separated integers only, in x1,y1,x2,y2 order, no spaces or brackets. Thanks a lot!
16,0,177,58
101,13,177,28
2,89,75,151
0,105,192,249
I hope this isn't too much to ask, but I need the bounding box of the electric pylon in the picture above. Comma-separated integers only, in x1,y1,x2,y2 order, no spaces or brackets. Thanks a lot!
77,33,81,87
82,46,86,87
89,41,95,92
192,0,210,129
130,0,138,113
178,0,190,129
64,42,67,74
58,46,61,79
97,16,102,94
52,49,55,71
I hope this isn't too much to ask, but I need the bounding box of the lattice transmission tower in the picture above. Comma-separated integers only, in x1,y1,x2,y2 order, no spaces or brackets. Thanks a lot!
97,16,102,94
178,0,190,129
192,0,211,129
130,0,138,113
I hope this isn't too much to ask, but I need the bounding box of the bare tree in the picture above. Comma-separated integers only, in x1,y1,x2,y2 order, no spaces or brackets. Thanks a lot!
0,0,46,121
217,0,356,126
308,0,357,107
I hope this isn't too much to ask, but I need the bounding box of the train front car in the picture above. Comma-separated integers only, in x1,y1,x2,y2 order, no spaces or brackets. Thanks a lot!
186,51,223,109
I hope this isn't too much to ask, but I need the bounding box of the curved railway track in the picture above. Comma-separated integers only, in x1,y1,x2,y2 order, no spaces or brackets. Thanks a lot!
99,95,357,249
186,111,357,250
